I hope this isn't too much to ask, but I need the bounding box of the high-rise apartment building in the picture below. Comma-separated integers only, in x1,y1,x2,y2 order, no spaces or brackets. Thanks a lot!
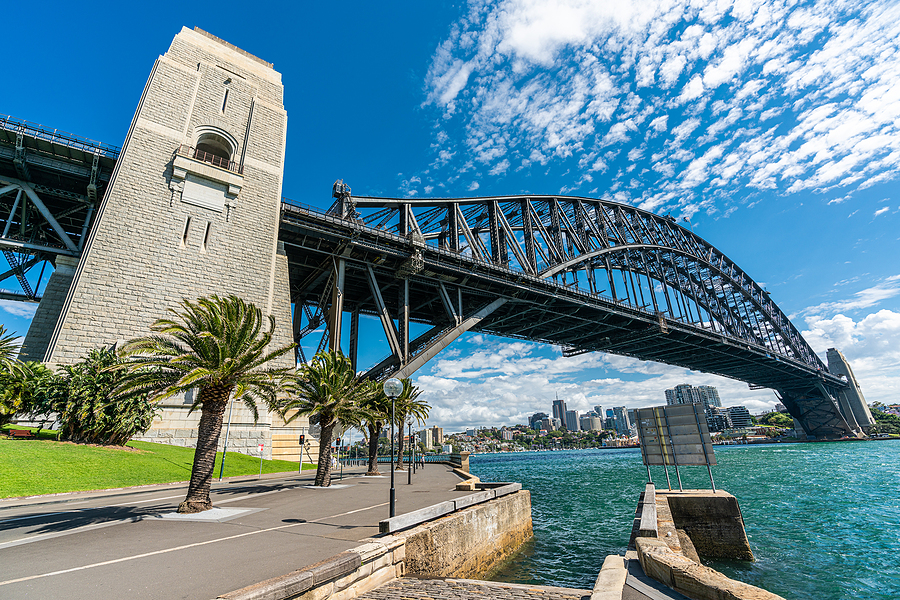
613,406,632,436
696,386,722,409
552,396,568,423
418,428,434,449
565,410,580,432
727,406,753,428
665,384,701,406
666,384,721,412
430,426,444,446
580,415,603,431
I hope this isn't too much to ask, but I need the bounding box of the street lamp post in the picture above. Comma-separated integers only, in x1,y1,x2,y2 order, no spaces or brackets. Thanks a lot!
407,418,413,485
383,378,403,518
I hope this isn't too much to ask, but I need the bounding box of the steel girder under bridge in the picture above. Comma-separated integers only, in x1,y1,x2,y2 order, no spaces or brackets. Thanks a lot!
0,115,119,302
280,187,859,440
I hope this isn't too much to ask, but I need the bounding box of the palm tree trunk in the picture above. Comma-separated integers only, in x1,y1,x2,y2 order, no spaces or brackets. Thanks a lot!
178,385,231,513
366,422,381,476
315,421,335,487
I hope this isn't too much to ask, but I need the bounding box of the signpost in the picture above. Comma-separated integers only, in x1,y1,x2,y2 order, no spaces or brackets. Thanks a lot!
636,403,716,491
258,443,264,478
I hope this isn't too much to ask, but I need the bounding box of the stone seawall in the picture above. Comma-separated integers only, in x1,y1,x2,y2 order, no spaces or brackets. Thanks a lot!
215,488,533,600
404,488,533,578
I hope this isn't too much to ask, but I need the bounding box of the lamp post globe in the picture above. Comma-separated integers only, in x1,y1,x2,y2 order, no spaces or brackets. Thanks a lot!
383,378,403,398
383,377,403,518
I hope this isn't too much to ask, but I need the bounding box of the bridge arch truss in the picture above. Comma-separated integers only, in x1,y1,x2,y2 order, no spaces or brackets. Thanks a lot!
282,191,858,439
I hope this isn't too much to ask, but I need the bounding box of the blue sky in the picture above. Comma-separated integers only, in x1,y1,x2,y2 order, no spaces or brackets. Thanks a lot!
2,0,899,430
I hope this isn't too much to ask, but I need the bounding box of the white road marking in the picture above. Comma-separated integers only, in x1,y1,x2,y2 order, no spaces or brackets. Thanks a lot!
105,494,184,507
0,502,389,586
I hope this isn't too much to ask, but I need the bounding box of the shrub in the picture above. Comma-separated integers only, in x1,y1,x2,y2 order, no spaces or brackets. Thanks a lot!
54,348,158,445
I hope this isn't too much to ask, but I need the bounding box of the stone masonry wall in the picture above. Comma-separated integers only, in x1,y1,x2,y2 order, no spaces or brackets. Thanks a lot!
37,27,297,456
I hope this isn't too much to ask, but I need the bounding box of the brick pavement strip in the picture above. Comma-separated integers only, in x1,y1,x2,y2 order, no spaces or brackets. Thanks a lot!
357,577,591,600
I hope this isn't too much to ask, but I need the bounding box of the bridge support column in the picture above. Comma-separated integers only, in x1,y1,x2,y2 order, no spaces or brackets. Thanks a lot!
329,258,345,351
826,348,875,432
19,255,79,362
399,278,409,362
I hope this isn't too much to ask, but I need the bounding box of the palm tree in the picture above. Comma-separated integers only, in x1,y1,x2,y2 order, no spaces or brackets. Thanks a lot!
393,379,429,471
116,295,295,513
0,325,23,375
359,381,392,476
282,350,375,486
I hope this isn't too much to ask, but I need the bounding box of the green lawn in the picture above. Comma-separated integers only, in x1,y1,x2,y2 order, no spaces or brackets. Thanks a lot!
0,426,315,499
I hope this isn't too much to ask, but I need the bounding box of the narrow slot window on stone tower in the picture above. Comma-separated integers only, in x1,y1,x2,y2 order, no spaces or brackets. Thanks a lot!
182,217,192,246
221,88,229,114
203,221,212,251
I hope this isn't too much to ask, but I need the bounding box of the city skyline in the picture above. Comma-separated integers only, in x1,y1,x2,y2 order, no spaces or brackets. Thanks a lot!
2,1,899,431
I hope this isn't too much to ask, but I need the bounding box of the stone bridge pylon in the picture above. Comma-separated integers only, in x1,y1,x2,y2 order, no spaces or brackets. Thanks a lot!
18,27,302,459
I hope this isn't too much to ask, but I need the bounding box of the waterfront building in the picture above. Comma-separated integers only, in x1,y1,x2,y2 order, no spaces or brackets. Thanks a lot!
430,426,444,446
665,383,701,406
540,417,556,432
580,415,603,431
696,386,722,409
727,405,753,428
501,428,513,441
552,396,568,423
418,428,434,449
565,410,580,432
706,407,732,432
594,405,603,416
612,406,632,436
666,383,722,414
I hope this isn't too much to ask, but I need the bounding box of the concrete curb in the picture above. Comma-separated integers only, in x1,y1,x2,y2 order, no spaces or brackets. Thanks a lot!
591,554,628,600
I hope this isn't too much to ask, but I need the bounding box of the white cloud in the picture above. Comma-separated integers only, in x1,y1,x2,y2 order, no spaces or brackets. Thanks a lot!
797,275,900,320
0,299,38,319
802,309,900,406
413,337,779,430
874,206,889,217
421,0,900,212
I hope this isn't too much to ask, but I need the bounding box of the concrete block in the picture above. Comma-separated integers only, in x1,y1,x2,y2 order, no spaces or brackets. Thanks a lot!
349,542,386,563
378,500,456,533
591,554,627,600
492,483,522,498
663,491,754,561
307,551,361,586
453,490,492,510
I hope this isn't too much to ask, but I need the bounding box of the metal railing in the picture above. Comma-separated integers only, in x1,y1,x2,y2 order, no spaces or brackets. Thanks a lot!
0,113,120,158
176,144,242,174
340,454,453,465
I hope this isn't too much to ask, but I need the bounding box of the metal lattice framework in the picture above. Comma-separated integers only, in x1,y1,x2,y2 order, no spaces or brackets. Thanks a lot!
0,114,119,301
281,187,859,439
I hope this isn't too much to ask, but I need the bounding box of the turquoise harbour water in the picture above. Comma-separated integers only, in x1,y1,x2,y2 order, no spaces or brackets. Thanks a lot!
469,440,900,599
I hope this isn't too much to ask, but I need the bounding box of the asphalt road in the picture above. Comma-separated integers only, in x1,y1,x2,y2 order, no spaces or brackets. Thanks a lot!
0,464,471,599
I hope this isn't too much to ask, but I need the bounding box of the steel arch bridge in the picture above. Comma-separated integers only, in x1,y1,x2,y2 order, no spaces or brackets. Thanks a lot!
280,185,859,439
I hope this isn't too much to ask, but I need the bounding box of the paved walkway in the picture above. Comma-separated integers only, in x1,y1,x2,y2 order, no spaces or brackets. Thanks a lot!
0,463,471,600
358,578,591,600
